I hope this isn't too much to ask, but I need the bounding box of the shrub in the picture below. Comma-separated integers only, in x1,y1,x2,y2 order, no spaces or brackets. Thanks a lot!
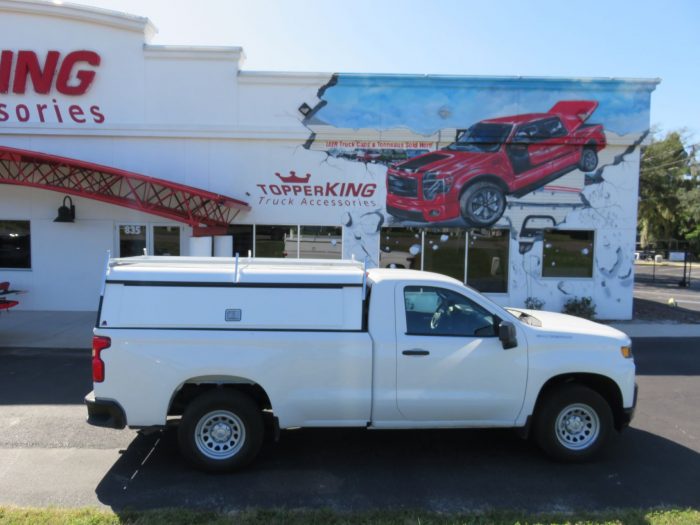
562,296,596,320
524,297,545,310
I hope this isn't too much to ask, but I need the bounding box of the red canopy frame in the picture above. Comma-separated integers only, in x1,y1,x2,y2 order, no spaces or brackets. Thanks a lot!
0,145,249,230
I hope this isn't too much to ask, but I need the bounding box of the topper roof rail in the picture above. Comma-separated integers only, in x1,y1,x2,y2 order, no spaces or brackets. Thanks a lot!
109,256,365,270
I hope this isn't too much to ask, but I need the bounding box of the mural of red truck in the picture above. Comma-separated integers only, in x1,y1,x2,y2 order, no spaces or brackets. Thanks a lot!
386,100,606,226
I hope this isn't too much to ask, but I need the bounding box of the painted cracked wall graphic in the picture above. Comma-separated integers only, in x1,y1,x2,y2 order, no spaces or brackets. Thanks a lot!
301,77,651,224
246,73,655,318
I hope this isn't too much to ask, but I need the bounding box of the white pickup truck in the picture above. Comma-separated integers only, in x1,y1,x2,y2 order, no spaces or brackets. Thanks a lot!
85,257,636,471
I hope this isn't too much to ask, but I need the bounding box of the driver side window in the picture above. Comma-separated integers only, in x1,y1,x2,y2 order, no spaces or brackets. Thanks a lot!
404,286,497,337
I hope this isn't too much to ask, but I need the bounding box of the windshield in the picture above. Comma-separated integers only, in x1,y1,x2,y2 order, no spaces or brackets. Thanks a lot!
446,123,512,153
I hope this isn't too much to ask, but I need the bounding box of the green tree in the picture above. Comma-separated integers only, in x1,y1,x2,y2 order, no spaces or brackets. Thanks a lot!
638,131,698,252
677,146,700,250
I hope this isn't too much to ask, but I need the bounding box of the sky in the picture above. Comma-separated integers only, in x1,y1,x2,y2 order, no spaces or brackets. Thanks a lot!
77,0,698,143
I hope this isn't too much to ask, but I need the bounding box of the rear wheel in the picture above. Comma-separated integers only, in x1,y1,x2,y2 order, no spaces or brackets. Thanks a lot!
459,181,506,227
533,384,613,462
178,390,264,472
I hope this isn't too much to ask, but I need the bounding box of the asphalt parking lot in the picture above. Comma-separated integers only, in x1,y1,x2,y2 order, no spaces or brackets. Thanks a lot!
0,339,698,512
635,262,700,313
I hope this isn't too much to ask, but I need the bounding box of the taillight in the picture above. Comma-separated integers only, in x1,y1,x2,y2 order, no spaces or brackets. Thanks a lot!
92,335,111,383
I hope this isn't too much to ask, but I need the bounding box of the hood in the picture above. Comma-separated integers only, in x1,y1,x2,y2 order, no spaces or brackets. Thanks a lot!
510,309,629,343
395,150,494,174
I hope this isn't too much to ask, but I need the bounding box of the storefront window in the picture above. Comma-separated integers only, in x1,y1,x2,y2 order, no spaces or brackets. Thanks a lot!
0,220,31,269
153,226,181,256
423,228,466,282
379,228,421,269
299,226,342,259
380,227,510,292
230,225,254,257
542,230,594,278
255,225,297,258
467,229,509,293
118,224,146,257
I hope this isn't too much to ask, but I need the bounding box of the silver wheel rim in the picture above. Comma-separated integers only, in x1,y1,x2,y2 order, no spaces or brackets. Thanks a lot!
470,189,503,222
555,403,600,450
581,149,596,171
194,409,246,460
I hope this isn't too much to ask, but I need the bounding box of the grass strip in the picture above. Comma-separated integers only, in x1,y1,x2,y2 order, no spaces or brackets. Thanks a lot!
0,507,698,525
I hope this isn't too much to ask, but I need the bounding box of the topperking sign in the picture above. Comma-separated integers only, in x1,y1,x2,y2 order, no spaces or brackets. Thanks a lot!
255,171,378,210
0,49,105,124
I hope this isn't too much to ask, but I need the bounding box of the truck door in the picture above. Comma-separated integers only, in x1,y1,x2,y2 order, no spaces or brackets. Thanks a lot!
395,284,527,423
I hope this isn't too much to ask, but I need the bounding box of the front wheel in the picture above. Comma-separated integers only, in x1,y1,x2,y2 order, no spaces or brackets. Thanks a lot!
459,181,506,227
578,147,598,172
178,390,264,472
533,384,613,462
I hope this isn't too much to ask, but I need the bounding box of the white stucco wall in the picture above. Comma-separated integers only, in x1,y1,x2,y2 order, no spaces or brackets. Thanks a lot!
0,1,656,317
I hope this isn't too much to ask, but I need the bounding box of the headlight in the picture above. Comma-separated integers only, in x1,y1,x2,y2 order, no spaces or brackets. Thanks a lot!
620,345,633,359
422,171,453,200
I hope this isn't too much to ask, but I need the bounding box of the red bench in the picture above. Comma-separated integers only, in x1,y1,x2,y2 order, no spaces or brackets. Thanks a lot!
0,281,20,311
0,300,18,311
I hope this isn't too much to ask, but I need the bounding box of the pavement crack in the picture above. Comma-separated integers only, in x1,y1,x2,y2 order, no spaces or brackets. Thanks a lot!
122,436,161,491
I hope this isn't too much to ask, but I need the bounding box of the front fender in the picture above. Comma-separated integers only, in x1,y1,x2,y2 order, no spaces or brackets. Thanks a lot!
516,345,635,426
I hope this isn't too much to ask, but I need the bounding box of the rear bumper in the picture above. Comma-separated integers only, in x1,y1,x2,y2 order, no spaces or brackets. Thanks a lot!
620,383,638,429
85,390,126,429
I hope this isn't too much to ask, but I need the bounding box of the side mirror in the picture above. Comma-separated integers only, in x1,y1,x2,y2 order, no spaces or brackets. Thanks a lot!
499,321,518,350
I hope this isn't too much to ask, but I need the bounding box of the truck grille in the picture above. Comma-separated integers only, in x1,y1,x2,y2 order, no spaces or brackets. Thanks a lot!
388,174,418,197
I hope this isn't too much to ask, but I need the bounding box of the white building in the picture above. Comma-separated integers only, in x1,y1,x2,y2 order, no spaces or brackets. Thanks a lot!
0,0,658,318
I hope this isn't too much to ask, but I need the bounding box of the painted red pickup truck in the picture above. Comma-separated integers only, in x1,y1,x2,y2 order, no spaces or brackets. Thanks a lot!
386,101,606,226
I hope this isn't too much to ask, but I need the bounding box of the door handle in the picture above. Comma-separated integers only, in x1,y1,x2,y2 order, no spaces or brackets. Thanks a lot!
402,349,430,356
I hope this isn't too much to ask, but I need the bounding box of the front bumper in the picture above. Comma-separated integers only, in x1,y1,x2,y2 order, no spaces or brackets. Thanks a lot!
85,390,126,429
386,194,459,222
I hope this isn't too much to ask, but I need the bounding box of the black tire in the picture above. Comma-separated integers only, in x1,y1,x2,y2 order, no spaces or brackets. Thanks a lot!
578,147,598,172
533,384,613,462
459,181,506,227
178,390,264,472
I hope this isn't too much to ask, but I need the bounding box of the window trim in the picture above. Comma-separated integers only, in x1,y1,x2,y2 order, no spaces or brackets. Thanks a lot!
115,222,148,258
402,285,498,338
299,225,343,260
116,222,185,258
378,227,510,294
466,228,510,293
540,228,595,280
0,219,32,270
150,223,184,257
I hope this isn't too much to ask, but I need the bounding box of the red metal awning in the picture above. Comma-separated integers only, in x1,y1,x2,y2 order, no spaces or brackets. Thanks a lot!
0,145,249,230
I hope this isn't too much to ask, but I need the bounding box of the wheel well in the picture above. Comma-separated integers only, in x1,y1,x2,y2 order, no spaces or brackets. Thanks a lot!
458,174,508,198
584,140,598,148
168,381,272,416
533,373,625,431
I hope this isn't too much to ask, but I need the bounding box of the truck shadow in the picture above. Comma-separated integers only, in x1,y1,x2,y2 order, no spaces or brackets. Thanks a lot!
95,426,700,512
